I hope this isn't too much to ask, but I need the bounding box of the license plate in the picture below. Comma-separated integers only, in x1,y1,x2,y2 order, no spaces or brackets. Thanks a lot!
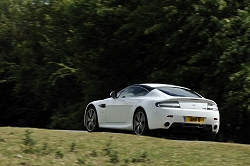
186,117,204,123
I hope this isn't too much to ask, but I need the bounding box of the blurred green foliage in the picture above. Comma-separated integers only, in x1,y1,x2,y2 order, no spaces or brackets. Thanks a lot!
0,0,250,143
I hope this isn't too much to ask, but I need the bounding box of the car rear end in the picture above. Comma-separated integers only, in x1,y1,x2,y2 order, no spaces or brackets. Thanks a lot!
144,85,220,136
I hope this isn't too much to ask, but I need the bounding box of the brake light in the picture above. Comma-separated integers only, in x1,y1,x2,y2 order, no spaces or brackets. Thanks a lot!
207,103,218,111
155,101,180,108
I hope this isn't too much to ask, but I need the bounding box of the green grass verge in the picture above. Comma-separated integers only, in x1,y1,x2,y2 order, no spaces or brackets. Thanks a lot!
0,127,250,165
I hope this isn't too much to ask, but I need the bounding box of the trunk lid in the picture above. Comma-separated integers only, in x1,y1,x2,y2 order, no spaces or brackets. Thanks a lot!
170,97,215,110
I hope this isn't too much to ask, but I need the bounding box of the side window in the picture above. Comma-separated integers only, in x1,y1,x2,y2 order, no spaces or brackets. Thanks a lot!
137,88,149,96
118,87,134,98
116,90,122,98
118,86,148,98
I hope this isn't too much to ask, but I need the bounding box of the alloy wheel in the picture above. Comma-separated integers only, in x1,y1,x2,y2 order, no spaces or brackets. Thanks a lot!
134,111,146,135
85,108,97,131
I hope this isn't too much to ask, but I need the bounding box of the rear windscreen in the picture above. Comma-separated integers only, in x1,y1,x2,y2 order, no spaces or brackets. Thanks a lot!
157,87,202,98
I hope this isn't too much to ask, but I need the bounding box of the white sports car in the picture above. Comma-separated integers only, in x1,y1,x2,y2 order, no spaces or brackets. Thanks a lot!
84,83,220,140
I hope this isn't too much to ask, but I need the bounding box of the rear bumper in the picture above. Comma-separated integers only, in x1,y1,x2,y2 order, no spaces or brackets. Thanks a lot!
167,123,214,134
146,107,220,134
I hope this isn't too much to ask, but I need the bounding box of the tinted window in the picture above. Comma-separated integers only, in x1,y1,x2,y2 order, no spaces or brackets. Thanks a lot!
157,87,201,98
137,88,148,96
118,87,134,98
118,86,148,98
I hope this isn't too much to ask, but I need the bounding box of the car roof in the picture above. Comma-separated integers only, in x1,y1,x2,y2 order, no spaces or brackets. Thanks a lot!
130,83,190,92
139,83,184,88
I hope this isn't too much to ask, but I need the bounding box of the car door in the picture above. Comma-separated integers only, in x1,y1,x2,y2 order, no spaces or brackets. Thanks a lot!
105,86,145,123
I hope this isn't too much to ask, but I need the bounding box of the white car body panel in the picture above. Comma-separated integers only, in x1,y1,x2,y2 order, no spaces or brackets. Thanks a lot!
84,83,220,135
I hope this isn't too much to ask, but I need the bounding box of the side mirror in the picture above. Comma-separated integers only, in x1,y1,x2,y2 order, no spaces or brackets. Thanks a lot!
110,91,117,99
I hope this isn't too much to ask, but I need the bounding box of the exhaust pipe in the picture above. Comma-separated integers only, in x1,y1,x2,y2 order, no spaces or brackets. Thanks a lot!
164,122,170,127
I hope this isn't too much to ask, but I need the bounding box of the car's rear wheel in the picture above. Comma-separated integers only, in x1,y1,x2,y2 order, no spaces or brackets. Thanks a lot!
84,106,99,132
133,109,149,135
199,132,217,141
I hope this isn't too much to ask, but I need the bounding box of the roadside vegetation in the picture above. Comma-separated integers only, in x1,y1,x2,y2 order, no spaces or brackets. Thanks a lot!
0,127,250,166
1,0,250,144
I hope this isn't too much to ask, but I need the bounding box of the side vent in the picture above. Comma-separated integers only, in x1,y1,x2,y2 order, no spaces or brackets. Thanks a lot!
98,104,106,108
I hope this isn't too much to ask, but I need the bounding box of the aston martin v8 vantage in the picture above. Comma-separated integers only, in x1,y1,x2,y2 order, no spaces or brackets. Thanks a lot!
84,83,220,140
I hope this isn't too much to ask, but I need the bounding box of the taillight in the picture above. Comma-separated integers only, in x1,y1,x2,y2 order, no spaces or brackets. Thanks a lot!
207,103,218,111
155,101,180,108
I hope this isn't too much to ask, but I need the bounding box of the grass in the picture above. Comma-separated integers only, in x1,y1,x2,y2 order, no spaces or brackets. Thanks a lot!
0,127,250,165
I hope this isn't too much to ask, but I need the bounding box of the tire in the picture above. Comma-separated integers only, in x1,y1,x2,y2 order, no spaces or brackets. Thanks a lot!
84,106,99,132
199,133,217,141
133,109,149,135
